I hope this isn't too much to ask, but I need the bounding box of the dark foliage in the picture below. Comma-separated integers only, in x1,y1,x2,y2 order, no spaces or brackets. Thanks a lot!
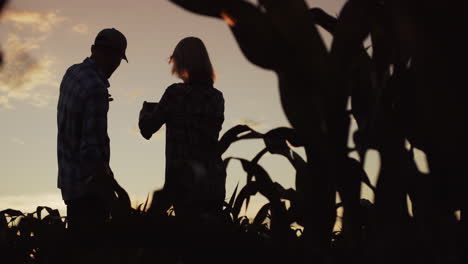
168,1,468,263
1,0,468,263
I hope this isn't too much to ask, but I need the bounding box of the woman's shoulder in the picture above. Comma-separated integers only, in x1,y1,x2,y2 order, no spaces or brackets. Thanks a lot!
164,82,190,95
165,83,223,100
167,82,185,90
211,86,224,99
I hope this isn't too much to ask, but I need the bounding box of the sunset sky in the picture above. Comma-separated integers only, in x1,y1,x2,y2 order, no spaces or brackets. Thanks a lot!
0,0,413,216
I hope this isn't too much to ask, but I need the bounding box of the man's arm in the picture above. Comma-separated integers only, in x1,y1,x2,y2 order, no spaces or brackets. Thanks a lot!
82,86,111,182
139,87,171,140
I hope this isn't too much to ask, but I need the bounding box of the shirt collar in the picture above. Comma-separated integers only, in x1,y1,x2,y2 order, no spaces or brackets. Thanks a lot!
83,57,110,88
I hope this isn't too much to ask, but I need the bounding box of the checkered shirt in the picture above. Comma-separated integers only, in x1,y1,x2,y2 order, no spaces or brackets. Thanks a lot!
57,58,112,201
139,83,226,201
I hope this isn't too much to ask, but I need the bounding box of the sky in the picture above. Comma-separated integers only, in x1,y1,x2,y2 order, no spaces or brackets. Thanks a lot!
0,0,427,217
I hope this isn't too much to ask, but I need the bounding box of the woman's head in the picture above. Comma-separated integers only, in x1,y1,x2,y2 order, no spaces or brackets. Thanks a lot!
169,37,215,85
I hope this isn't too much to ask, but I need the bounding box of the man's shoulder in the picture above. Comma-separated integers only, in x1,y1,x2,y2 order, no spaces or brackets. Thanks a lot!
63,63,82,81
63,60,108,96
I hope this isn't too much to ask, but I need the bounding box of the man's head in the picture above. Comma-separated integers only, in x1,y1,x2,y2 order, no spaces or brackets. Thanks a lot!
90,28,128,79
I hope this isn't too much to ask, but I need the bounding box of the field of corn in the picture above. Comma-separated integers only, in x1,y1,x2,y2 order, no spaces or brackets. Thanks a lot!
1,0,468,263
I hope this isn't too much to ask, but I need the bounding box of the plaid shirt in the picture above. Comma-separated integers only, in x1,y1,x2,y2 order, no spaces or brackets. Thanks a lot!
57,58,112,201
139,83,226,202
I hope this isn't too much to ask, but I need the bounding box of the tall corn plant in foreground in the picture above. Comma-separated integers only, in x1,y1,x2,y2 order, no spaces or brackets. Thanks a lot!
1,0,467,263
170,0,468,263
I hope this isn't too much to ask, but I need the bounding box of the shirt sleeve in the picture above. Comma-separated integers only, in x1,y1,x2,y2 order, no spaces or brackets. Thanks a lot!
81,86,109,170
139,86,172,140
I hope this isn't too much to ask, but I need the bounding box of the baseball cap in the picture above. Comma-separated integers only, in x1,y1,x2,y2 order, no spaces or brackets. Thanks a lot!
94,28,128,62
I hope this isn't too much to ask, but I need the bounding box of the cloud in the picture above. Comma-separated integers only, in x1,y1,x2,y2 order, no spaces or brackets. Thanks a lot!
0,9,65,109
0,34,57,108
1,34,45,90
72,23,88,34
2,9,67,32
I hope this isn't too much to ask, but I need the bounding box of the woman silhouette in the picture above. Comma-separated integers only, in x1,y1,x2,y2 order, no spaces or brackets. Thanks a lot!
139,37,225,217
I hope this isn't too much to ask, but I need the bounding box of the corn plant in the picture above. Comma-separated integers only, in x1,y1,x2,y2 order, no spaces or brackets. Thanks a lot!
170,1,468,263
1,0,468,263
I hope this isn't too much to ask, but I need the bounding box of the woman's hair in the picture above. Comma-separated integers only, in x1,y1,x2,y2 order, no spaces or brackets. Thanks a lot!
169,37,215,85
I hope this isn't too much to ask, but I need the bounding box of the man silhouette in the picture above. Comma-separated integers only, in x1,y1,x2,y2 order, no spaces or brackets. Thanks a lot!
57,28,127,246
